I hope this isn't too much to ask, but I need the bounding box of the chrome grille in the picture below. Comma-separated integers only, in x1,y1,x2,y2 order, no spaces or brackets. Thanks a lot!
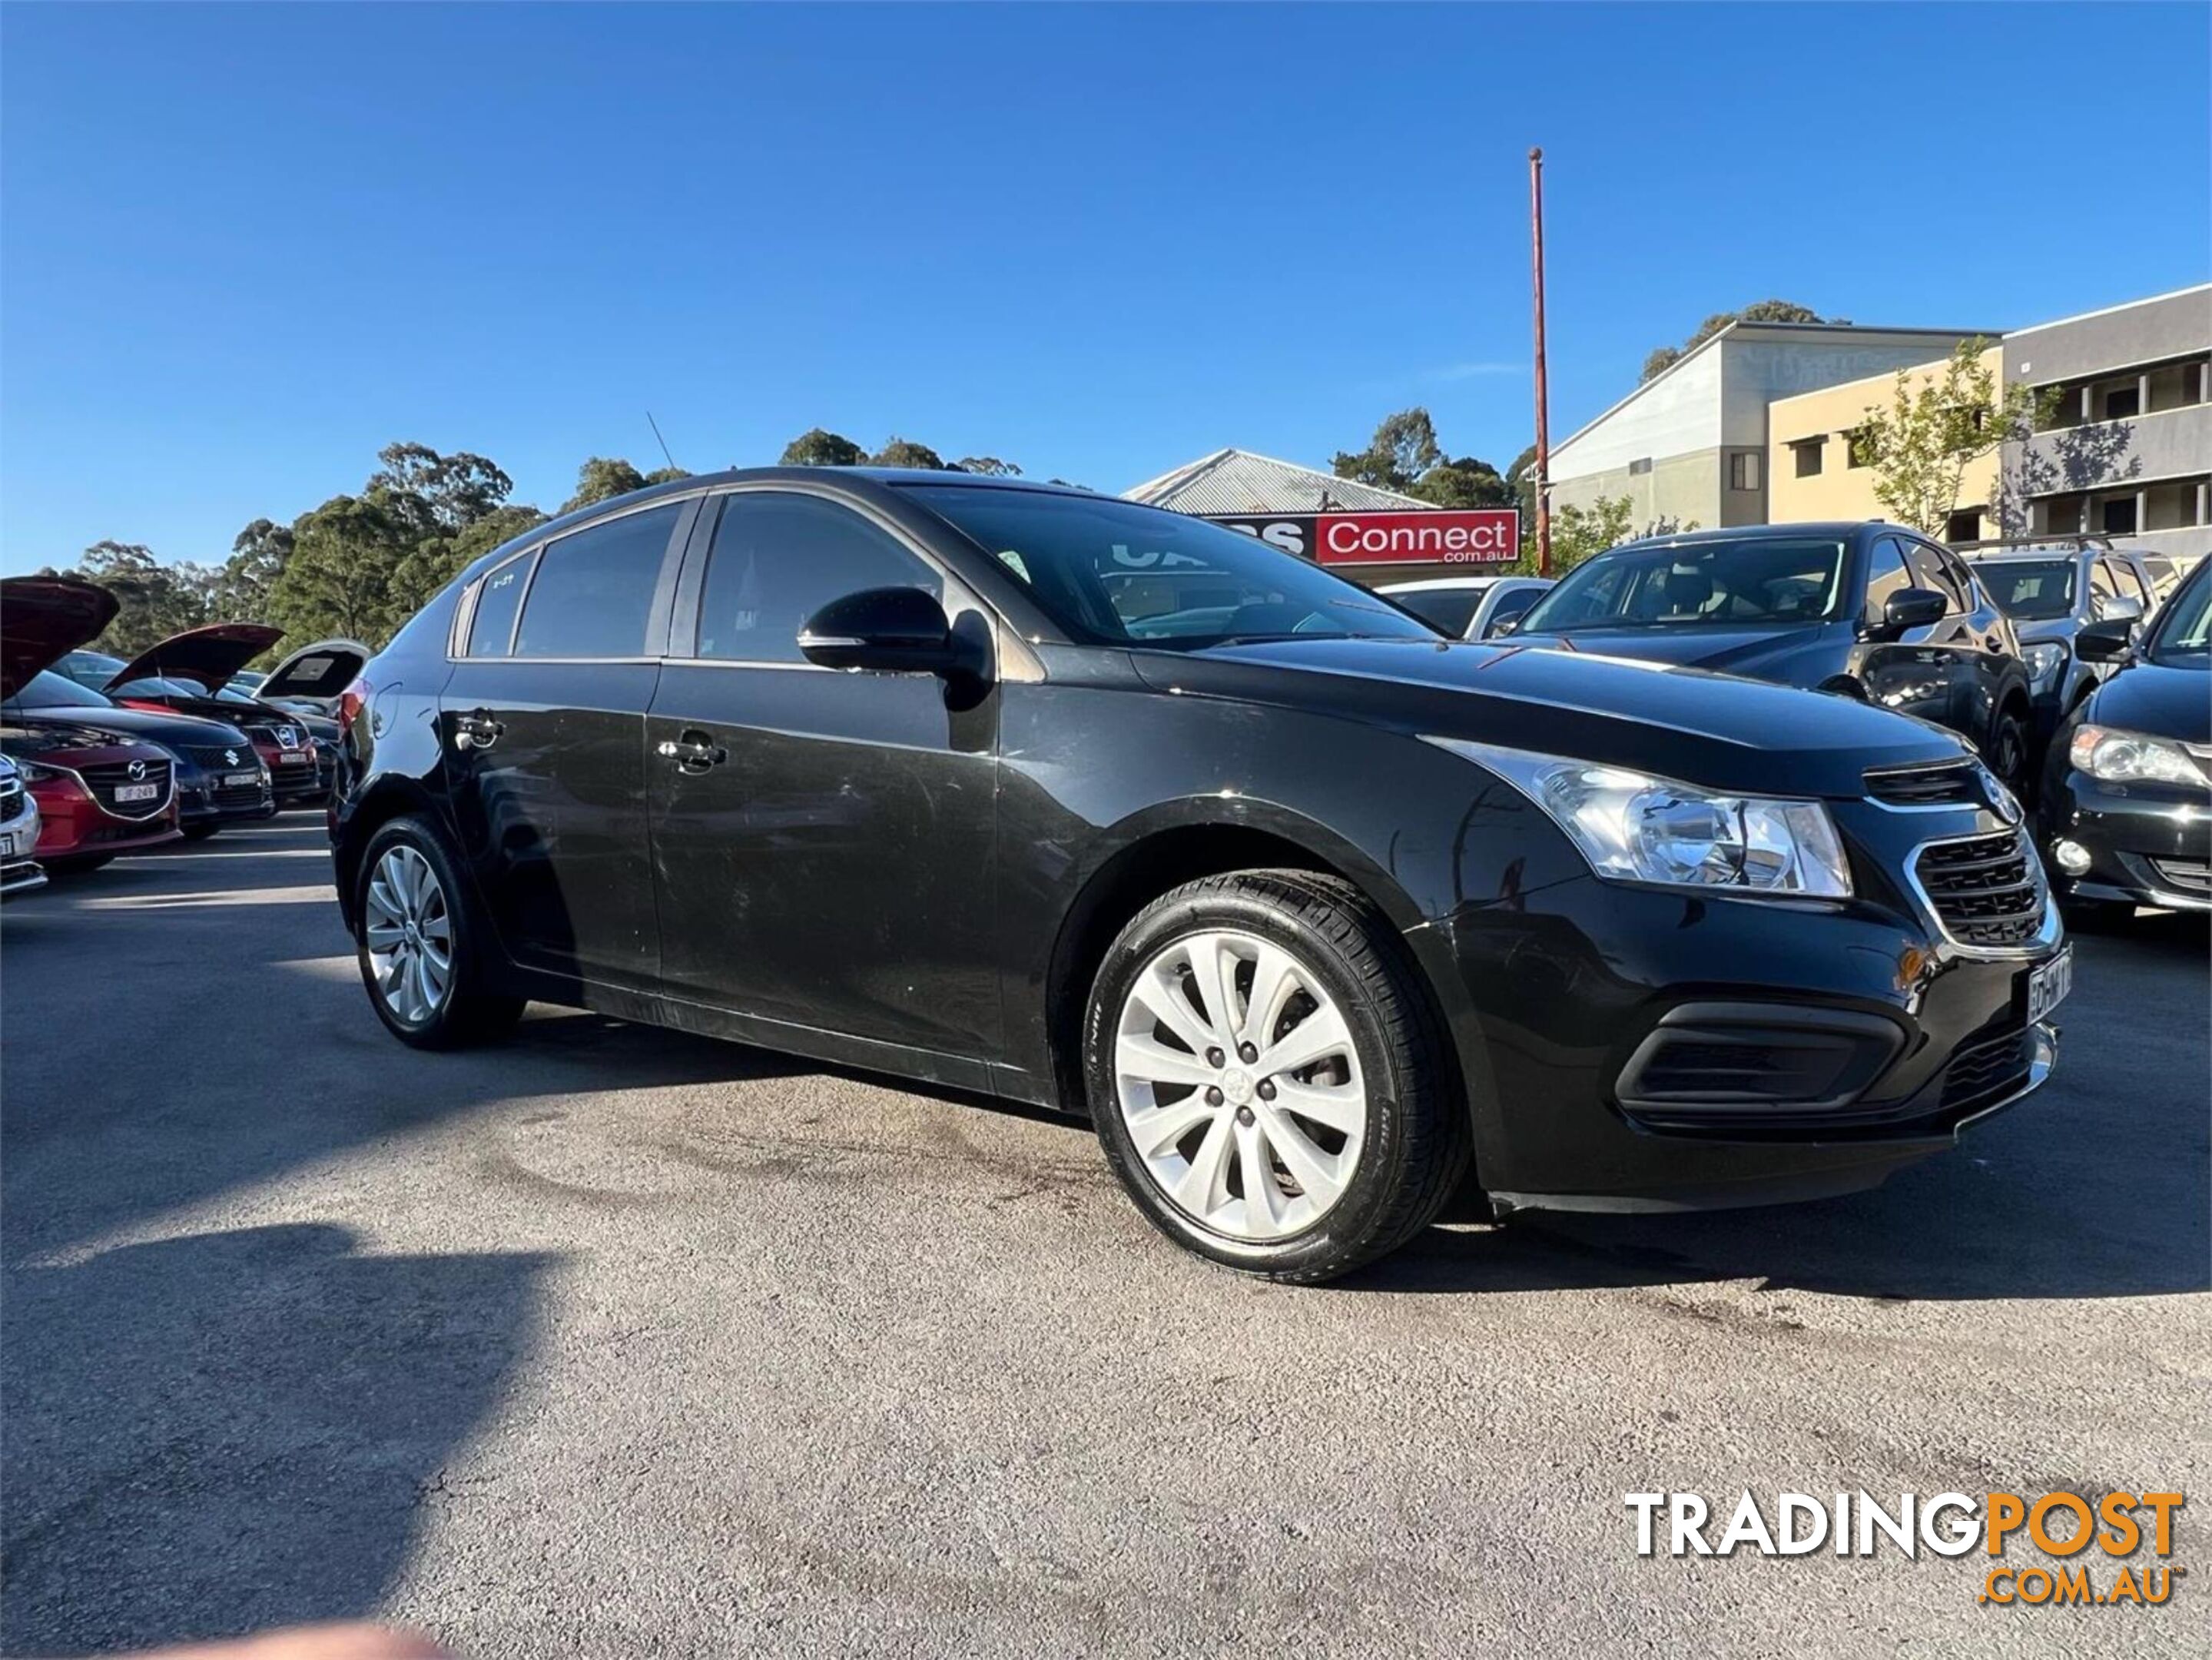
0,773,25,822
1865,759,1988,808
1913,828,2047,949
76,757,174,819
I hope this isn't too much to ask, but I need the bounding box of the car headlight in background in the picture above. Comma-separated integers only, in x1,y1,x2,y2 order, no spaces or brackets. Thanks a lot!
2068,725,2207,786
2021,641,2068,690
14,760,62,782
1427,739,1853,898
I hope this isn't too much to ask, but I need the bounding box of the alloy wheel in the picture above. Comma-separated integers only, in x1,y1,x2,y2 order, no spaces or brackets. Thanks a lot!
363,843,454,1024
1113,928,1368,1243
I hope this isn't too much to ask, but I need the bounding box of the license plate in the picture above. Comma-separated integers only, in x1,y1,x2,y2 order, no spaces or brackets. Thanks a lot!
277,751,309,765
0,828,20,858
225,771,261,787
114,782,160,803
2027,946,2072,1024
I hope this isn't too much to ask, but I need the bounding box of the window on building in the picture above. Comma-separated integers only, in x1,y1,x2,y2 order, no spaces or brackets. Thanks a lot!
1790,439,1824,478
1846,428,1878,469
2101,496,2139,535
2102,385,2141,422
1944,510,1982,546
512,503,684,658
1729,451,1762,492
1627,456,1653,476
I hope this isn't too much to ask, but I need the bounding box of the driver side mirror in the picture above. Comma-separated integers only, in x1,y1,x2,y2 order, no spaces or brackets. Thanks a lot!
1484,615,1521,639
798,587,960,675
2075,617,2134,662
1872,586,1948,637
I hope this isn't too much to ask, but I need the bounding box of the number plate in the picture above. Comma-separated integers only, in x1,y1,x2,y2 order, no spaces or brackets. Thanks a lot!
0,828,20,858
114,782,160,803
2026,946,2072,1024
225,771,261,788
277,750,309,765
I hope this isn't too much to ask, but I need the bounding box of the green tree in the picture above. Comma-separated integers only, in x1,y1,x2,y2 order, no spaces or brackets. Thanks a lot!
954,456,1021,476
393,502,549,622
1411,455,1514,509
1332,408,1443,493
561,457,652,513
51,541,215,655
1640,300,1838,383
368,442,515,535
780,428,867,467
268,494,409,643
1854,337,2053,538
1516,495,1633,574
871,437,949,470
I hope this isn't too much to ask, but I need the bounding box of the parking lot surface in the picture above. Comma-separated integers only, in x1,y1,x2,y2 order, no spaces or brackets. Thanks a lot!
3,818,2206,1658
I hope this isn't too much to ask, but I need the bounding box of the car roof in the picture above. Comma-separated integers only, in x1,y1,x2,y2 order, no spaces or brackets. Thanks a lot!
1964,546,2099,562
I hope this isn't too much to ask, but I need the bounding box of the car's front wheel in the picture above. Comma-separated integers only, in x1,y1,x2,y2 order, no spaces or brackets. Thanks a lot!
1085,870,1468,1283
355,817,524,1049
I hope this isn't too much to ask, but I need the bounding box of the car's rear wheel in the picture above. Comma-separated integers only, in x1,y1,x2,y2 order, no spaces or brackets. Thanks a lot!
1085,870,1467,1283
1985,705,2029,789
356,817,524,1049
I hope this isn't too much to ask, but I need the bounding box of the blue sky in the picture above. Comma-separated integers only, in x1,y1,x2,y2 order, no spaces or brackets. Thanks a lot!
4,2,2207,574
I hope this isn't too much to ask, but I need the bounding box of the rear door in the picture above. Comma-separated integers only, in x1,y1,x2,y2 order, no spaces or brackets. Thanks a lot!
646,488,1001,1057
440,499,691,991
1899,536,1998,748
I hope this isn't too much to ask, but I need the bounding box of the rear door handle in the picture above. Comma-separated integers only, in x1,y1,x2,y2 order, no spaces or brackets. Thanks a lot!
657,730,728,773
453,711,505,752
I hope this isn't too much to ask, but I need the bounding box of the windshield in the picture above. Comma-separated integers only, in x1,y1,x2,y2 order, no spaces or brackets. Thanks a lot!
2146,560,2210,666
897,486,1439,649
1517,536,1849,633
1978,559,2078,621
11,669,115,710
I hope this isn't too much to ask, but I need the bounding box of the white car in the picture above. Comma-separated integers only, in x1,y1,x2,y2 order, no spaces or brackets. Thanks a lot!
1379,574,1556,640
0,754,47,896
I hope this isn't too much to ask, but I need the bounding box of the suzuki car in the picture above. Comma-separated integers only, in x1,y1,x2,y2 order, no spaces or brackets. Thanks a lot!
1512,523,2035,786
332,472,2067,1282
2039,554,2211,919
99,626,336,806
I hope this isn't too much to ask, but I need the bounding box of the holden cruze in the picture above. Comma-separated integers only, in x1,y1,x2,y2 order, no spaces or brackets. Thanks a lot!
331,470,2067,1281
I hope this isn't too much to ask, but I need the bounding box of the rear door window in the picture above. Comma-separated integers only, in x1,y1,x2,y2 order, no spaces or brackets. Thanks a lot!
512,504,684,658
695,493,940,663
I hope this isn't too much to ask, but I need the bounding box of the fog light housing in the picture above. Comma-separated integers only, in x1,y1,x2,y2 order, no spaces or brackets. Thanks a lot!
2052,838,2092,875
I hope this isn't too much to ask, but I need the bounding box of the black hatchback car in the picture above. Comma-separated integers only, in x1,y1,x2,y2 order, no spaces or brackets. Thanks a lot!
333,472,2067,1281
1511,523,2035,785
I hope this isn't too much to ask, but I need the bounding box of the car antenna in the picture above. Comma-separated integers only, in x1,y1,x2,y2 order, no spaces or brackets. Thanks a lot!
646,410,679,473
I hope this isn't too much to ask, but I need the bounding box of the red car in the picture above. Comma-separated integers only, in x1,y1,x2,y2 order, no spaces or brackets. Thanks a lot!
1,578,183,873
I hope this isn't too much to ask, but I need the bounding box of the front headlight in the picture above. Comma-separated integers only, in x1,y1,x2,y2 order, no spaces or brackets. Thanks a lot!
15,760,61,782
1428,739,1853,898
2022,641,2068,689
2068,725,2206,786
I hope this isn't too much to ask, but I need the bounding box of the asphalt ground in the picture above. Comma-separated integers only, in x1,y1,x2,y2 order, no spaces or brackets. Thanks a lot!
2,816,2206,1658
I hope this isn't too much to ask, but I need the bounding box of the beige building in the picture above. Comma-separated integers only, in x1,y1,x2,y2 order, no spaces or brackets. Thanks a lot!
1766,346,2005,543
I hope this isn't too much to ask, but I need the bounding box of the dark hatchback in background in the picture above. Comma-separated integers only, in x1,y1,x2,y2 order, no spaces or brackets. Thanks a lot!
2039,554,2211,919
1511,523,2036,786
1965,540,2161,752
332,471,2066,1282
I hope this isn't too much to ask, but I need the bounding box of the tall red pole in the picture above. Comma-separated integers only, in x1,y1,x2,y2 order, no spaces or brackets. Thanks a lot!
1530,146,1552,577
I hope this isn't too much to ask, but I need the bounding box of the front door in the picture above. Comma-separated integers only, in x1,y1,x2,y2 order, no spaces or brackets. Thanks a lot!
646,489,1000,1059
440,500,688,990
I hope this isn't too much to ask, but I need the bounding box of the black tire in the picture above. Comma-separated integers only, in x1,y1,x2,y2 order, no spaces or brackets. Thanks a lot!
1084,869,1469,1283
41,853,114,877
2060,895,2131,932
1984,705,2030,791
354,815,525,1050
180,822,222,842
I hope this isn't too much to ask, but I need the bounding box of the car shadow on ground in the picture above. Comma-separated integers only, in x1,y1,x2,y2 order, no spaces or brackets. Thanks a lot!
1352,911,2210,1303
0,1222,555,1655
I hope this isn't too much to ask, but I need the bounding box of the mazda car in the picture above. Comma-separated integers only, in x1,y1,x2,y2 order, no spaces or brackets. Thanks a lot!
1512,523,2035,785
332,471,2067,1282
99,626,337,805
2038,553,2211,919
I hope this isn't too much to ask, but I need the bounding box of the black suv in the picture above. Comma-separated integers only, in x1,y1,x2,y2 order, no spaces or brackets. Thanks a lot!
333,473,2067,1281
1512,523,2035,785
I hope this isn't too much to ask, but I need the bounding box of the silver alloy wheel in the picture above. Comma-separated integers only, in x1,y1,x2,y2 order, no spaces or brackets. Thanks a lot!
363,844,454,1025
1114,928,1368,1243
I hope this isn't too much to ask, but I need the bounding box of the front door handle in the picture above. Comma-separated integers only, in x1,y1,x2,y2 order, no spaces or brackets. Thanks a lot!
657,731,728,773
453,711,505,752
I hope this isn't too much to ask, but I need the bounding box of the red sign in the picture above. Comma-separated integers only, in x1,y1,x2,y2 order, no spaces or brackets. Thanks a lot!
1312,509,1520,566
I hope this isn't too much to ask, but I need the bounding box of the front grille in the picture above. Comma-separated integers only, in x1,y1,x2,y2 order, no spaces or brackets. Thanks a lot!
211,778,267,810
75,757,173,819
178,744,254,770
0,775,25,823
2150,857,2212,895
1865,759,1986,808
1941,1022,2032,1112
1914,829,2046,948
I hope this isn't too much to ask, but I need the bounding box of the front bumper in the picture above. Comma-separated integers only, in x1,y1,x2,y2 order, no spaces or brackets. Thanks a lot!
2039,767,2212,911
1407,799,2067,1213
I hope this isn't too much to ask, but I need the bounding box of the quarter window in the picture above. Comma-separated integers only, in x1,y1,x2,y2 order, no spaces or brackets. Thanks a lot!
512,505,683,659
1863,537,1914,622
697,493,940,663
465,552,535,657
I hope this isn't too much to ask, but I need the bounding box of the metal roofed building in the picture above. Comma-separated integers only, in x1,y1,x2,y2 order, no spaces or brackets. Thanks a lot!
1125,447,1434,516
1547,320,2001,533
